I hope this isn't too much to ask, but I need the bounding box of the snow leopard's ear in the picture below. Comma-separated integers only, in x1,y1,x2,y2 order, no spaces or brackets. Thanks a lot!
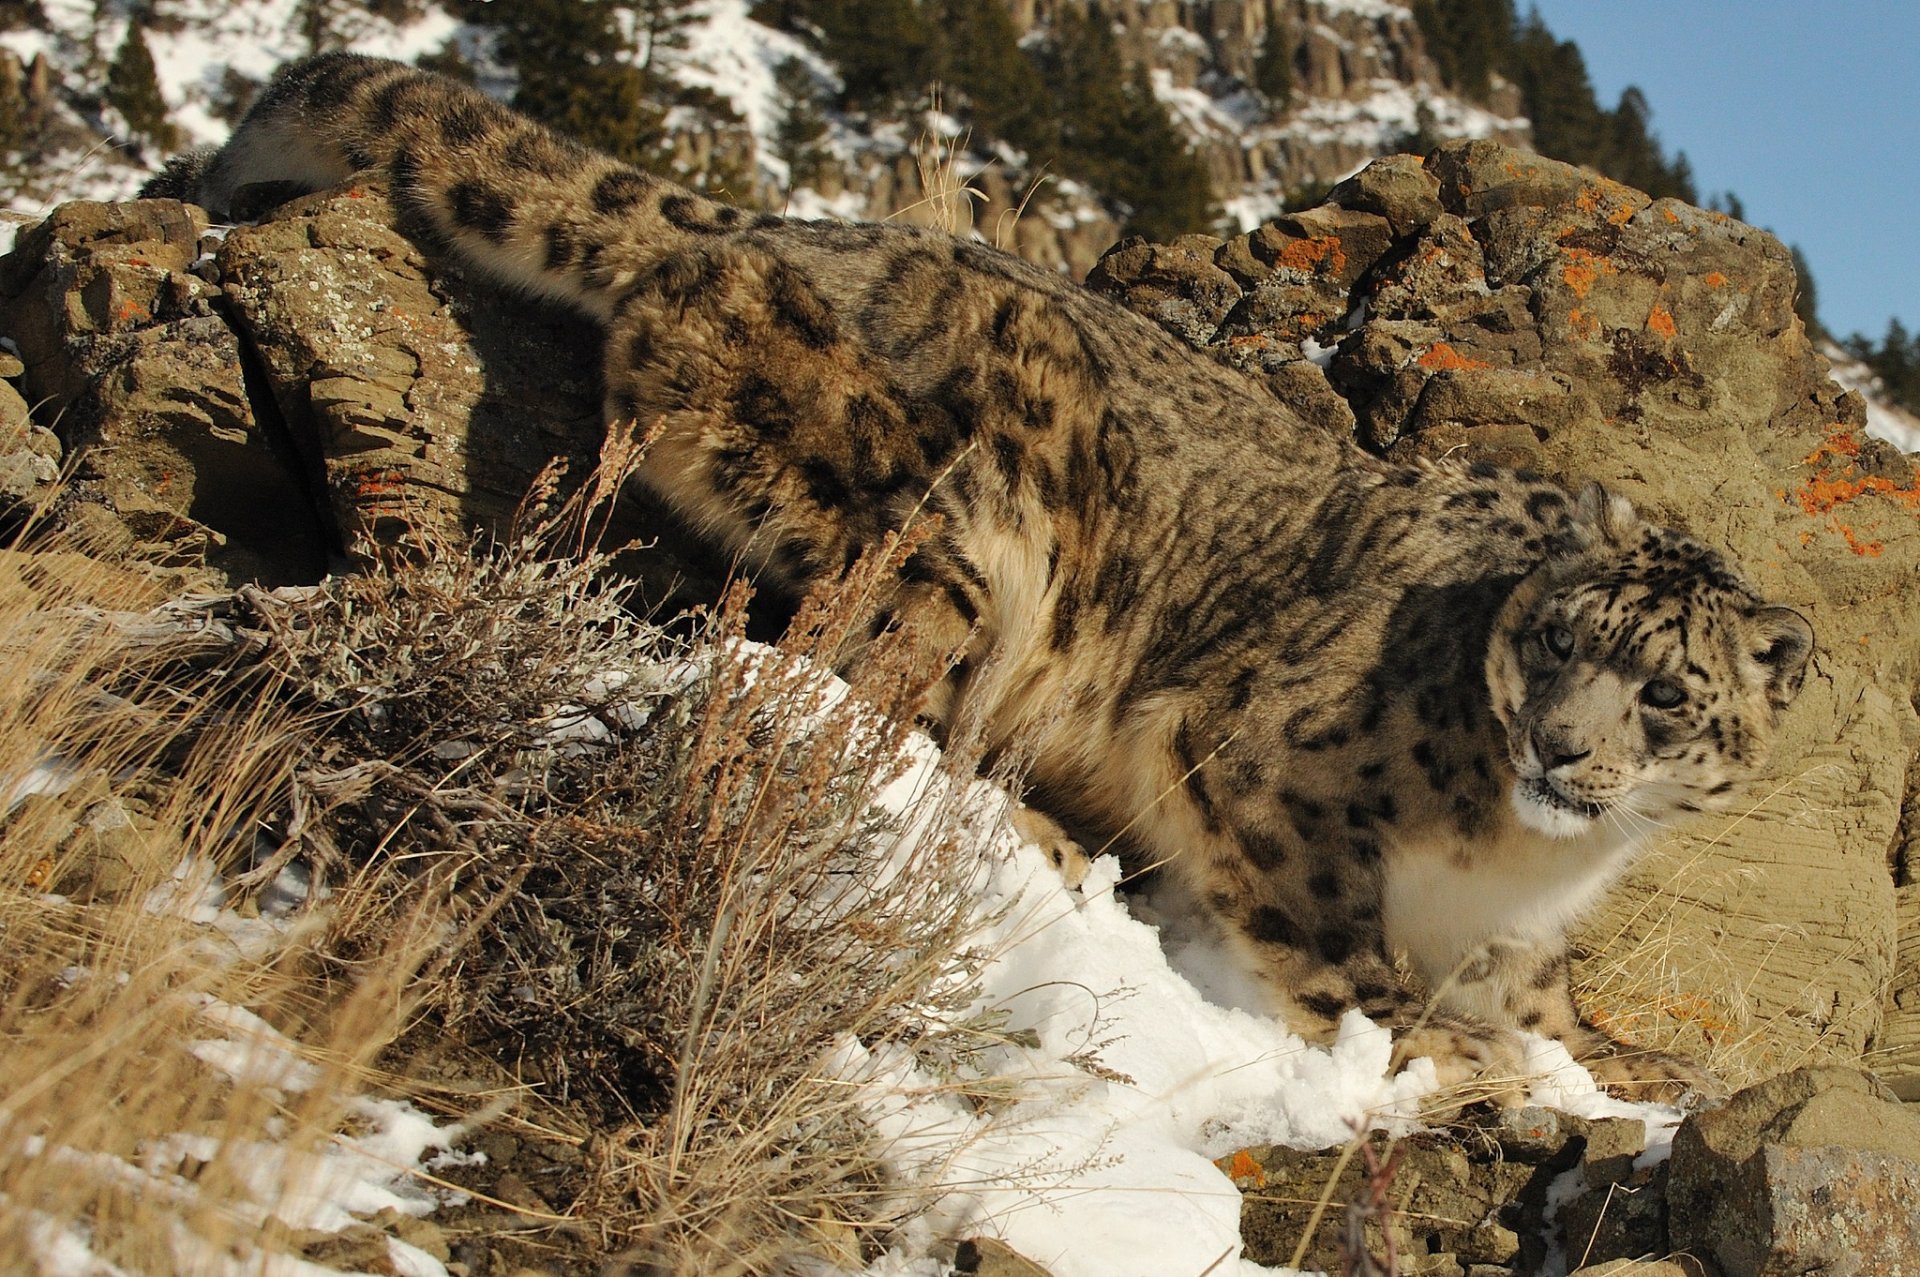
1571,481,1640,548
1746,605,1815,712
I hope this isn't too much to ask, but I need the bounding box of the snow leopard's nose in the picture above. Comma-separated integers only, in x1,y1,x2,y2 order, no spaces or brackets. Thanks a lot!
1533,726,1591,771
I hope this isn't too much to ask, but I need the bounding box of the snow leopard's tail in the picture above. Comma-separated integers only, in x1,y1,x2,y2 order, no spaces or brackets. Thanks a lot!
164,52,773,322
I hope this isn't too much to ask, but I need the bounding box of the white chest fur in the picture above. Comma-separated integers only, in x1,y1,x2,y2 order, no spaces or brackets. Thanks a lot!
1381,818,1643,988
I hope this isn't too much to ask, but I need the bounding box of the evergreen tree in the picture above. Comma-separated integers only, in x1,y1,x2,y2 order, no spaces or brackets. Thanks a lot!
933,0,1054,153
1411,0,1514,103
1846,318,1920,414
1708,190,1746,221
1110,65,1216,241
474,0,664,168
1033,13,1214,241
103,20,177,154
772,56,831,188
796,0,938,110
1251,18,1294,107
1788,245,1823,342
622,0,697,81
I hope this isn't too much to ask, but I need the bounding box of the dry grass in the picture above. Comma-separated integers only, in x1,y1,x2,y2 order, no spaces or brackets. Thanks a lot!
0,465,1009,1274
0,543,453,1273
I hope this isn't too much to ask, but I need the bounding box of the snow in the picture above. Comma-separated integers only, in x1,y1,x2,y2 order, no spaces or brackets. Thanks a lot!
1307,0,1414,19
13,617,1688,1277
21,984,470,1277
1272,78,1522,153
702,656,1676,1277
671,0,835,173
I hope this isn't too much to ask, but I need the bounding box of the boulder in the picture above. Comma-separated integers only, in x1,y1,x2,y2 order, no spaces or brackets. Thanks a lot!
0,187,727,609
1666,1066,1920,1275
1093,138,1920,1088
0,200,327,583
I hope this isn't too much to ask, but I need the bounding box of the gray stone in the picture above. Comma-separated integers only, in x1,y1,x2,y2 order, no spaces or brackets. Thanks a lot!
1667,1067,1920,1276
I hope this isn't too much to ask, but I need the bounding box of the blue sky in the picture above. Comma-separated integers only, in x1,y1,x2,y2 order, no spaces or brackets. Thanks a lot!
1523,1,1917,343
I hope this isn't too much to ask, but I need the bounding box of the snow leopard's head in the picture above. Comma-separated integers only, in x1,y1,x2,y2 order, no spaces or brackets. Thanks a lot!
1485,484,1813,841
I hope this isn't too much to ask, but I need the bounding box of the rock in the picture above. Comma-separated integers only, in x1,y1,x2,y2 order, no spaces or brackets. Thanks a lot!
1232,1132,1561,1274
0,199,327,584
1887,883,1920,1099
1567,1263,1698,1277
213,183,718,606
1560,1163,1667,1273
1103,138,1920,1085
954,1236,1055,1276
1328,153,1446,237
1667,1067,1920,1276
1085,234,1243,347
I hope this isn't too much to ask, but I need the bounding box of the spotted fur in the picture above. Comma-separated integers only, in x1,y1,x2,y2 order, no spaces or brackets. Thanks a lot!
171,55,1816,1101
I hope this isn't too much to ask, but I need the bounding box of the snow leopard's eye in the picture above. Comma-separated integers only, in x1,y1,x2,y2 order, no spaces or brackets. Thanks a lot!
1540,624,1575,660
1640,678,1686,710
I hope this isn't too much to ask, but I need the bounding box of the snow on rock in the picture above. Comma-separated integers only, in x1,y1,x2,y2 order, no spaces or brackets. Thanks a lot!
670,0,832,164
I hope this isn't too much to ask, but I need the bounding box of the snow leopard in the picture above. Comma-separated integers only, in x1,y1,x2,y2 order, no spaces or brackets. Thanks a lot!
159,53,1815,1101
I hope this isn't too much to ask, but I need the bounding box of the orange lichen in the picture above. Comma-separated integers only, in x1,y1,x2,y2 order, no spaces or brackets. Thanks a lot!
1662,206,1680,224
1567,307,1601,341
1784,425,1920,556
1645,303,1677,340
1660,993,1734,1036
1703,270,1730,288
1802,426,1862,467
1417,342,1491,371
1276,234,1347,277
1559,247,1616,299
1215,1149,1267,1189
116,299,150,323
1608,203,1636,226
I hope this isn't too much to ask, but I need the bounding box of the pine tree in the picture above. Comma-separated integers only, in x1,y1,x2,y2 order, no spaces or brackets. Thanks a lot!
474,0,664,168
772,56,831,188
1110,65,1216,241
103,20,177,154
621,0,697,85
1033,14,1214,241
805,0,938,109
1252,18,1294,107
1411,0,1514,103
1788,245,1823,342
933,0,1053,153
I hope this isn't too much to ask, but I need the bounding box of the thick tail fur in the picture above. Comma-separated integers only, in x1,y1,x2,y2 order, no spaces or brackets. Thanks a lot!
174,53,767,321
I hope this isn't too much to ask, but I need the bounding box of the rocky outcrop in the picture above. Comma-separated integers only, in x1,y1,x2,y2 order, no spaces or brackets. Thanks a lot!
0,188,724,607
1226,1067,1919,1275
1089,139,1920,1092
1016,0,1530,209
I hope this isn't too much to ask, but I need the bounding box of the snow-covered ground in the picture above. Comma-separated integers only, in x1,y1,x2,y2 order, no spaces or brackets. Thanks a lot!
838,704,1676,1276
14,640,1681,1277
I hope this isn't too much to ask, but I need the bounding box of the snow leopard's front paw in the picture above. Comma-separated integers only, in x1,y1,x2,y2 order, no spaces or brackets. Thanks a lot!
1010,803,1092,889
1580,1043,1722,1106
1391,1019,1532,1112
